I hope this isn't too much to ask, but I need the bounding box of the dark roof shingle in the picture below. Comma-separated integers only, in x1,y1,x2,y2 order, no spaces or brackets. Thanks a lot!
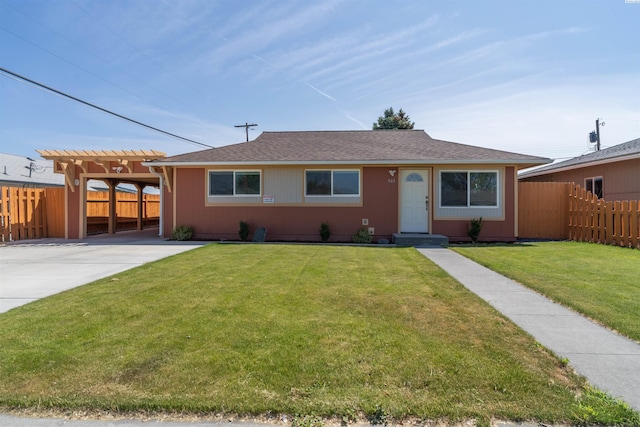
519,137,640,178
153,130,549,166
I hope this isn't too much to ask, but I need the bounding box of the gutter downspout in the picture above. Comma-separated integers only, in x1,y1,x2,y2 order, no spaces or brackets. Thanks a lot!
148,166,164,238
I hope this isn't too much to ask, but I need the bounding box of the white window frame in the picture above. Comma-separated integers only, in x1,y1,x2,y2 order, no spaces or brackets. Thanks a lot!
439,170,499,208
208,170,261,197
304,169,360,197
585,176,603,199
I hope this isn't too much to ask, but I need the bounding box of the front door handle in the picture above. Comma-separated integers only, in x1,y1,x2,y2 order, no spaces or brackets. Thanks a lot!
425,195,429,210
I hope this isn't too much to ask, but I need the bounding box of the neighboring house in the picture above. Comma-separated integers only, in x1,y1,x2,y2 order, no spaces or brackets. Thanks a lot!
144,130,549,242
0,152,64,188
519,137,640,201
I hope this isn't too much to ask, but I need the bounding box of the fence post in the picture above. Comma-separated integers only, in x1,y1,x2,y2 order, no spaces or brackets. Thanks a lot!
596,198,604,244
630,200,639,249
579,186,587,242
605,200,613,245
587,191,595,242
0,187,9,242
568,184,576,241
613,201,622,246
620,200,629,248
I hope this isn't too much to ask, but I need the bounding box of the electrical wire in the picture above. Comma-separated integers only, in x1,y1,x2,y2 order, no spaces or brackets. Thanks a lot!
0,4,237,142
1,0,242,144
69,0,242,122
0,67,213,149
0,25,219,148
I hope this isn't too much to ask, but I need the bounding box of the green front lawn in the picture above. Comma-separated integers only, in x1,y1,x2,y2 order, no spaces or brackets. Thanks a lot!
453,241,640,343
1,244,637,425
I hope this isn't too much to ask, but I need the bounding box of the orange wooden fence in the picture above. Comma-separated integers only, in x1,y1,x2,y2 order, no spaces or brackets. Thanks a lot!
518,181,640,249
4,183,637,248
1,186,159,242
518,182,571,239
86,192,160,234
85,191,159,218
0,187,55,241
44,187,65,238
569,184,640,249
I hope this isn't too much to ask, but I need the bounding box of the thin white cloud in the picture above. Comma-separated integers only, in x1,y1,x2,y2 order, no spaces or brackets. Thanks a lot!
303,82,336,102
250,54,337,102
341,111,368,129
201,0,345,71
419,73,639,158
425,29,487,51
301,16,441,82
436,27,587,69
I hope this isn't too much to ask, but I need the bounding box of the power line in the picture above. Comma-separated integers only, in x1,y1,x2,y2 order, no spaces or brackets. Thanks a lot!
69,0,241,123
1,17,237,145
0,67,213,149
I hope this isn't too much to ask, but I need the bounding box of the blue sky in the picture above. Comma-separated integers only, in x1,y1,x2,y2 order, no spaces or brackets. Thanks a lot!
1,0,639,160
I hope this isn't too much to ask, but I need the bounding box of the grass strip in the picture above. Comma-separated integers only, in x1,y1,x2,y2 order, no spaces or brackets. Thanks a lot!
452,241,640,343
1,244,637,424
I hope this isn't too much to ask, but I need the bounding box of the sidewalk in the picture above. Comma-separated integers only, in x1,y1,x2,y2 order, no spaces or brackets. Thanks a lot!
0,229,206,313
417,247,640,412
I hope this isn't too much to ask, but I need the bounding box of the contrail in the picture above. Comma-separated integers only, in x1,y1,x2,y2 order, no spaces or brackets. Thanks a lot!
253,54,336,102
304,81,336,101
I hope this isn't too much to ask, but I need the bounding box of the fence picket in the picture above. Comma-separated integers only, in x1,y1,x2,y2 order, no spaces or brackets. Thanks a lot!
0,187,10,241
4,183,638,248
630,200,639,249
519,182,639,250
0,186,160,242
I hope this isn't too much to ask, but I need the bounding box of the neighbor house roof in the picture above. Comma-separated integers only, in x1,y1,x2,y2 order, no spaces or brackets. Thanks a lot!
147,130,550,168
519,137,640,179
0,152,64,187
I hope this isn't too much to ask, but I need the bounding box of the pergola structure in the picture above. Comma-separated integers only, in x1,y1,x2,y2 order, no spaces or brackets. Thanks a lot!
37,149,170,239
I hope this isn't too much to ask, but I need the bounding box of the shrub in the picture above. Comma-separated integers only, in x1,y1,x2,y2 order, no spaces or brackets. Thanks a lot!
238,221,250,241
467,217,483,243
352,227,373,244
319,222,331,242
171,225,193,241
368,404,388,426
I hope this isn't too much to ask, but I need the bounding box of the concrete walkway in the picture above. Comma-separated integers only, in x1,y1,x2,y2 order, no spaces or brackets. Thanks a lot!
0,229,206,313
417,247,640,412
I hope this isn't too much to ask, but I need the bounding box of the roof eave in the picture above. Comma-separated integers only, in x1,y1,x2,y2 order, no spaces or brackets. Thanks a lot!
144,158,550,167
519,152,640,178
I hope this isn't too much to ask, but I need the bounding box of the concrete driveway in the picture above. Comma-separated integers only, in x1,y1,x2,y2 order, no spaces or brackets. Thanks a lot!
0,229,206,314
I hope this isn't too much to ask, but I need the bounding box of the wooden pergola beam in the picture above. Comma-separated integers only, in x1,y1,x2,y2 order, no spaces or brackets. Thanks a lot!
58,161,76,192
162,166,173,193
37,149,165,161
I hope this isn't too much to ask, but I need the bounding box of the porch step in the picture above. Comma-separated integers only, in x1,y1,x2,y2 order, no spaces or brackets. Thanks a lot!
392,233,449,247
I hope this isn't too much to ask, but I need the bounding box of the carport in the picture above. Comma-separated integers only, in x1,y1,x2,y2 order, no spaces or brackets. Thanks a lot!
37,150,171,239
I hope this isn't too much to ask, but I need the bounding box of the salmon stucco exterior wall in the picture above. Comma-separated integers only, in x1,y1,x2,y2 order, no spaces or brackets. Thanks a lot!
163,165,520,242
41,132,551,242
520,157,640,202
166,166,400,242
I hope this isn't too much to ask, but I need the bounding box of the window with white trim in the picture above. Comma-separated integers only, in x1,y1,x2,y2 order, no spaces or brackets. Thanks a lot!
305,170,360,196
209,171,261,196
440,171,498,207
585,177,603,199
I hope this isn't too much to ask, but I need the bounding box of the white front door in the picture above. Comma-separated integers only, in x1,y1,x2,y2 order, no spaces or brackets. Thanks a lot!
400,169,429,233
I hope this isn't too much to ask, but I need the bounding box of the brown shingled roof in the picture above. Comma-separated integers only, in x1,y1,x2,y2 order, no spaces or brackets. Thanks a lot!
150,130,549,167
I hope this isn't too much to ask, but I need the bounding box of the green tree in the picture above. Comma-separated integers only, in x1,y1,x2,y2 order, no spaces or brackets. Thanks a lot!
372,107,415,130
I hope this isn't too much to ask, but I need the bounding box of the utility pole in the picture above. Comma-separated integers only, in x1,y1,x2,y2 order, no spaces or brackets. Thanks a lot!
588,118,604,151
235,122,258,142
595,118,602,151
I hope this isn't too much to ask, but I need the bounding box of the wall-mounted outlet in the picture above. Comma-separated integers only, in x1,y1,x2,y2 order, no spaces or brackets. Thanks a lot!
368,227,375,235
362,218,368,226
